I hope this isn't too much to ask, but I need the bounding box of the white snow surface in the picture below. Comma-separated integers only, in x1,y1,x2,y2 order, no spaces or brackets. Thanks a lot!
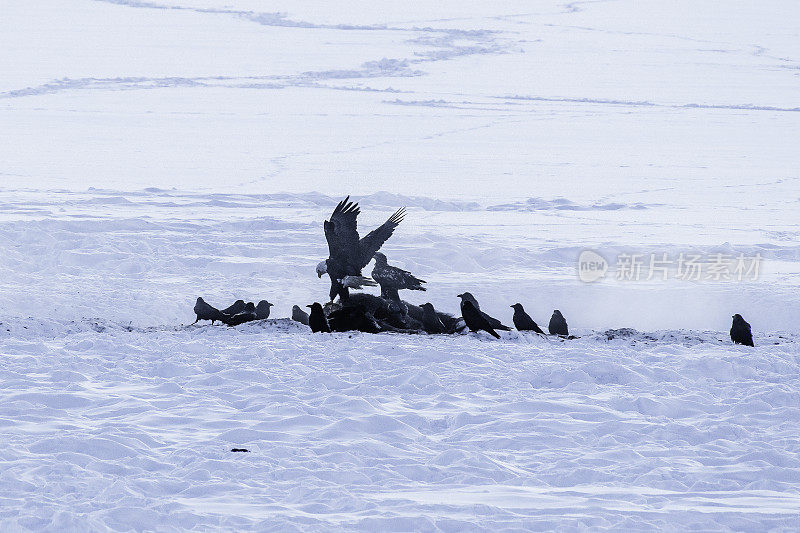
2,317,799,530
2,0,800,530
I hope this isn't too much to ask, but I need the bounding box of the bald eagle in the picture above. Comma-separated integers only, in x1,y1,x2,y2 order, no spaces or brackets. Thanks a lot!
371,252,426,301
317,197,406,302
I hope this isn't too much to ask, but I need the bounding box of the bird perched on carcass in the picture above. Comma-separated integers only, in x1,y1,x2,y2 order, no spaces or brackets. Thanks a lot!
316,196,406,302
371,252,426,302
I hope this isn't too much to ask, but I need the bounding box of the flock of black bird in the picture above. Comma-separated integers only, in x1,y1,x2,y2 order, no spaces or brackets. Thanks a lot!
193,197,756,347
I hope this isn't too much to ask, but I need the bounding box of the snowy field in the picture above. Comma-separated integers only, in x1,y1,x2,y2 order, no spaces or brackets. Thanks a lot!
1,0,799,530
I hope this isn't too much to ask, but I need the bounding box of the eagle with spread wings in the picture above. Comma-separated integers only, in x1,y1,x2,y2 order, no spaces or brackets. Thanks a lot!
316,197,406,302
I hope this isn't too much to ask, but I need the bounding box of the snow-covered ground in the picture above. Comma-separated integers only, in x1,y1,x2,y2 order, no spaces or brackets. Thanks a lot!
1,0,799,530
2,317,799,530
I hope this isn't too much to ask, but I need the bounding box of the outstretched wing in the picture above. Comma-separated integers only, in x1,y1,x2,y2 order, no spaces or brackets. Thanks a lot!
358,207,406,268
324,197,361,270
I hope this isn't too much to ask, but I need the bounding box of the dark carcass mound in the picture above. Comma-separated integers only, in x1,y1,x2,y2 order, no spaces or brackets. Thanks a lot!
323,294,463,334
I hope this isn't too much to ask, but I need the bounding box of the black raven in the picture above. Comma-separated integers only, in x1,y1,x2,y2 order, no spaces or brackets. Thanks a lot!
255,300,273,320
421,303,445,334
371,252,426,301
511,303,544,333
193,297,224,324
224,302,257,326
730,314,754,346
307,303,331,333
317,197,406,302
221,300,246,316
461,300,500,339
292,305,310,325
457,292,511,331
548,310,569,336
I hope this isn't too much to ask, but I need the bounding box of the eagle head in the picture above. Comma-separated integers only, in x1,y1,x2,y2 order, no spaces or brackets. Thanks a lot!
316,260,328,278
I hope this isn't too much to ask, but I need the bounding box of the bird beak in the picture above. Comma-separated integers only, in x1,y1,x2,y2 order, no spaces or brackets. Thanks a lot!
317,272,322,278
306,305,312,308
457,293,463,298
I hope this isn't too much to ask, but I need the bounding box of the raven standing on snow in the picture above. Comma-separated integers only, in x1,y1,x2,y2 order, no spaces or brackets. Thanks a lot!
457,292,511,331
307,302,331,333
193,297,224,324
548,310,569,336
730,314,754,346
292,305,310,325
317,197,406,302
255,300,273,320
461,300,501,339
510,303,544,333
371,252,426,301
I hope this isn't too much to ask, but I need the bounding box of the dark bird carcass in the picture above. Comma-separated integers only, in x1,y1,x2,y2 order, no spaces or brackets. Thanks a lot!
316,197,406,303
327,304,381,334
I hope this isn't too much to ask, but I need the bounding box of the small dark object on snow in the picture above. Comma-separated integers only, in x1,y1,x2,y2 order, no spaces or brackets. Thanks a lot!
511,303,544,334
292,305,310,325
602,328,638,340
255,300,273,320
730,314,754,346
457,292,510,331
371,252,426,301
231,448,250,453
307,302,331,333
549,310,569,336
224,302,257,326
193,297,224,324
421,303,445,334
461,300,500,339
221,300,246,316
